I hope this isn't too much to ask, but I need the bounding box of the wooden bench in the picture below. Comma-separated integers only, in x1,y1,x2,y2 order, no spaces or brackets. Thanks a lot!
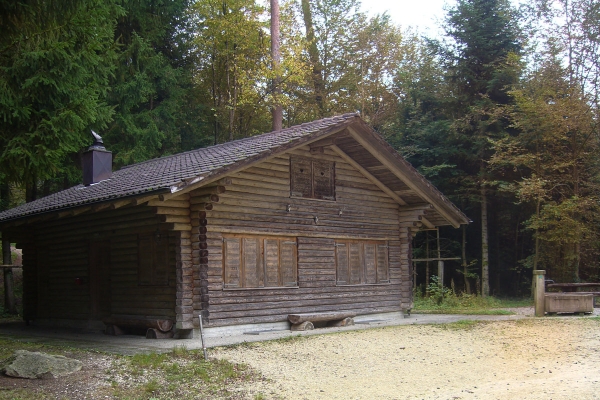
103,315,174,338
288,312,356,331
547,283,600,293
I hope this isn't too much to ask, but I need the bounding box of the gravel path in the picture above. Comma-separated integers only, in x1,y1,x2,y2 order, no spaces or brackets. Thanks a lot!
214,316,600,399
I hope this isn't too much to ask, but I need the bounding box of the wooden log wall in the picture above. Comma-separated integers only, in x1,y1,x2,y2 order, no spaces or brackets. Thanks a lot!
11,205,178,323
175,230,193,329
193,145,411,327
20,242,37,322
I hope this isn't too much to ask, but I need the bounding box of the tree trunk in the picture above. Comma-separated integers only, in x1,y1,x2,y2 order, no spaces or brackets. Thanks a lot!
25,174,37,202
0,181,8,211
462,223,471,294
425,231,430,290
436,228,443,287
481,185,490,297
533,198,540,271
211,49,218,145
300,0,324,115
270,0,283,131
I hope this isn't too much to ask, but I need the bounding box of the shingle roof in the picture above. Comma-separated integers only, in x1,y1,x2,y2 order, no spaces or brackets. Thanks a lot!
0,113,359,222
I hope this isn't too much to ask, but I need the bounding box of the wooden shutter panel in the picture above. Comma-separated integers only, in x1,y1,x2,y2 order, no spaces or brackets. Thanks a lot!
223,238,241,288
153,237,169,286
349,242,362,284
313,161,335,200
138,235,153,285
264,239,280,287
280,240,297,287
335,242,348,284
364,243,377,284
376,243,389,283
290,157,312,198
243,237,262,288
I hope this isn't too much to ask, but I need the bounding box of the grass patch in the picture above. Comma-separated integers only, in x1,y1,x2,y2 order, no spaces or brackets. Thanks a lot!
436,319,483,330
413,293,532,315
415,308,514,315
113,348,258,398
0,337,84,360
0,337,263,400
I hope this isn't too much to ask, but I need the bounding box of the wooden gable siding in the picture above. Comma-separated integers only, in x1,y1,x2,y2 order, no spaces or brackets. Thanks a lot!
18,206,177,322
191,145,410,327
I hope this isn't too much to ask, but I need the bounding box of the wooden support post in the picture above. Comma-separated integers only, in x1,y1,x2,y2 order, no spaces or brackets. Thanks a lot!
438,261,444,289
533,270,546,317
2,240,16,314
412,261,417,293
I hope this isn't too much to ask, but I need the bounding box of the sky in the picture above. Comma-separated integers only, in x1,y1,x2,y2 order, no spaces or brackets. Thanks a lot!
361,0,450,36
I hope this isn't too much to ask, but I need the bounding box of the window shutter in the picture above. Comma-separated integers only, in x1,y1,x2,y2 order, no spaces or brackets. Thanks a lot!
243,237,262,288
153,237,169,286
335,243,348,284
280,240,298,287
364,243,377,284
138,235,153,285
377,243,390,283
264,239,280,287
290,157,312,198
313,161,335,200
223,238,241,288
349,242,362,284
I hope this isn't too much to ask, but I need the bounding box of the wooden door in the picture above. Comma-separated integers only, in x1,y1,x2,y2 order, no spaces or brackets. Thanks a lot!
89,240,111,319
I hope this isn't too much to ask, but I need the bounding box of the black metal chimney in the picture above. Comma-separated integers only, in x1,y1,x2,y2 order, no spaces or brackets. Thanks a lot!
82,130,112,186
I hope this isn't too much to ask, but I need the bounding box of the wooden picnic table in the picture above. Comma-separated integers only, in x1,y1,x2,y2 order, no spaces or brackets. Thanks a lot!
547,282,600,292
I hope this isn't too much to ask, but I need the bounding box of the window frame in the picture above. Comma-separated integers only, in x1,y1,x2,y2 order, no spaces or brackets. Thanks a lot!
290,156,336,201
223,235,299,290
334,240,390,286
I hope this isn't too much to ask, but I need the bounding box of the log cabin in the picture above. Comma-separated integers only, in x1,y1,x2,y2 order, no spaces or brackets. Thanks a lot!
0,113,469,337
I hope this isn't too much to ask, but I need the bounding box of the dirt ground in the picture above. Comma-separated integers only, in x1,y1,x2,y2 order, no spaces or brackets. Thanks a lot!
1,315,599,399
214,317,600,400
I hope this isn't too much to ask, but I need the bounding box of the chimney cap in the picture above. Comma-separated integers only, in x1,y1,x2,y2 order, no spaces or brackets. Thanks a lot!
88,130,106,151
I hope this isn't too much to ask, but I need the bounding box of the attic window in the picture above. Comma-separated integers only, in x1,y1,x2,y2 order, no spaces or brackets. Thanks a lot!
290,156,335,200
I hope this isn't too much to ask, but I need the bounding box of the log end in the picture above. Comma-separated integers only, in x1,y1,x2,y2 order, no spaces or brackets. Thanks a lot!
291,321,314,331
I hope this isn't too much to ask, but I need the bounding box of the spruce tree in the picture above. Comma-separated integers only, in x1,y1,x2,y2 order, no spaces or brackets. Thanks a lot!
444,0,522,296
0,0,122,200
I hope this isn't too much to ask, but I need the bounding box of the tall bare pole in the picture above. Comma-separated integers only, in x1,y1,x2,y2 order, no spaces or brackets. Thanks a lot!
481,185,490,297
271,0,283,131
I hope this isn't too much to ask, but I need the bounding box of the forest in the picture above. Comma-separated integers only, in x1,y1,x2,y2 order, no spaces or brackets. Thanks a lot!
0,0,599,296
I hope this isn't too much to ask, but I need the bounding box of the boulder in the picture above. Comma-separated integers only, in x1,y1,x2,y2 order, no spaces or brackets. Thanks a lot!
2,350,82,379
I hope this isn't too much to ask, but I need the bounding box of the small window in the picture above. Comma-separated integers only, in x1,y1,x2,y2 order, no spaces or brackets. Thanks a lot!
290,157,335,200
138,233,169,286
335,240,389,285
223,235,298,289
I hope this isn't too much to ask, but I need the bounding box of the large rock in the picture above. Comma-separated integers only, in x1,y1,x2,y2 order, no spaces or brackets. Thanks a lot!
2,350,82,379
